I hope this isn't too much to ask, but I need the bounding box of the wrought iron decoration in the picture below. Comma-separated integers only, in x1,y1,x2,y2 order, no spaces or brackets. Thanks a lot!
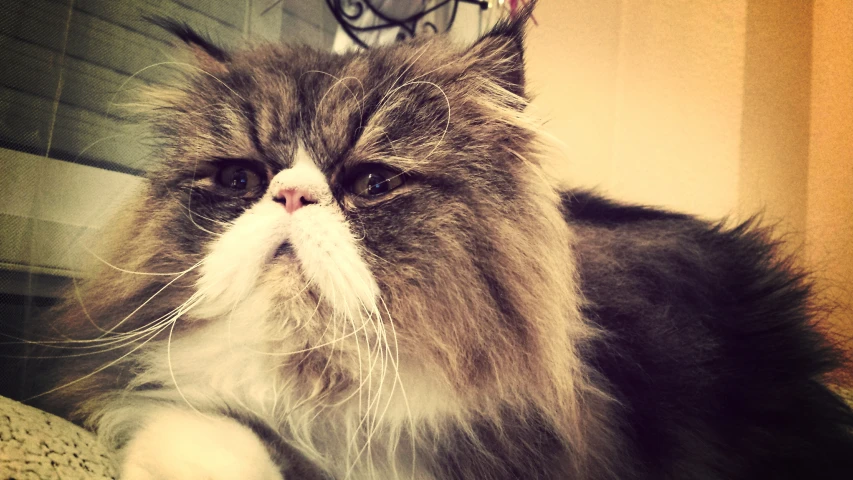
326,0,490,48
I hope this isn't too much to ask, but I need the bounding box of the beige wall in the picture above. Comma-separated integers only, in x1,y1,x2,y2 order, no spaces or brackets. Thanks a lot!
739,0,812,244
808,0,853,340
526,0,851,340
527,0,748,219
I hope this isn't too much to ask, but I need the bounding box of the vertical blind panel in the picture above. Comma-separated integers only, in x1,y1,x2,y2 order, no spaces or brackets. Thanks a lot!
0,0,250,171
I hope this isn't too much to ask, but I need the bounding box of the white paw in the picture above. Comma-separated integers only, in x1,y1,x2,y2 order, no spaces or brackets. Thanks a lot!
119,408,283,480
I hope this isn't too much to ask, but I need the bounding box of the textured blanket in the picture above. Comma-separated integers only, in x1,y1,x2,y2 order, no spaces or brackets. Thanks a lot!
0,396,115,479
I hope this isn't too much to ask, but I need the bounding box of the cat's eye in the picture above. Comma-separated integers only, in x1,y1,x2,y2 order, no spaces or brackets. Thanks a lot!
349,166,405,197
215,163,264,196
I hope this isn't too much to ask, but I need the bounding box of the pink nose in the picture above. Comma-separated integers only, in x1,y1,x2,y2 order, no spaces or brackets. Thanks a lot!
274,188,316,214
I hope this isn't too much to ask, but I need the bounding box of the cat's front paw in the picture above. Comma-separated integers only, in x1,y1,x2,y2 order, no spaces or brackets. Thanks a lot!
119,408,283,480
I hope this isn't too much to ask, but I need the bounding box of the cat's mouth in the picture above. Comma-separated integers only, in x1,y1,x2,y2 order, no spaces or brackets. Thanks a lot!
273,241,294,258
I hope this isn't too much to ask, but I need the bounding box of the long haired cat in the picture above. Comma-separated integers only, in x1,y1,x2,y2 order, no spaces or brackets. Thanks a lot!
16,6,853,479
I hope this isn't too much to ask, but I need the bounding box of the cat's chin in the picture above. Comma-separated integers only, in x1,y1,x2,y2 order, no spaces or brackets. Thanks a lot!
272,241,294,258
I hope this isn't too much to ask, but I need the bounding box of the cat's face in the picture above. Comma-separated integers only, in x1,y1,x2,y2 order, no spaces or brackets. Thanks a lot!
102,21,582,408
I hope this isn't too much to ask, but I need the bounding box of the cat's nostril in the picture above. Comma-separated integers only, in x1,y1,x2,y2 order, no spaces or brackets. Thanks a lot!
274,188,316,214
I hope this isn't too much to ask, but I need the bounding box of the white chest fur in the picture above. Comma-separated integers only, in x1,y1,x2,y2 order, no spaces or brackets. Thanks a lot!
104,316,453,480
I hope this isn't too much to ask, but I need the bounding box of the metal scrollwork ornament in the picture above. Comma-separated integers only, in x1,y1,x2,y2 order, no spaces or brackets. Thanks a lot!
326,0,490,48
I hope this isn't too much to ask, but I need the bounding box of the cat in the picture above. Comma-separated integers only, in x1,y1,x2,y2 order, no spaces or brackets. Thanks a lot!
17,6,853,480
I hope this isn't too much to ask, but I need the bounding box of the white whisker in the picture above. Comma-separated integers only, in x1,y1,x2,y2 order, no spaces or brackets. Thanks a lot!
304,70,366,126
97,260,204,337
25,321,170,401
72,274,107,334
166,290,210,417
82,244,199,276
108,61,248,116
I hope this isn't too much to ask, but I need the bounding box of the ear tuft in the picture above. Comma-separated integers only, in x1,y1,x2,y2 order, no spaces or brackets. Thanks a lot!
465,0,536,98
484,0,536,50
147,16,231,72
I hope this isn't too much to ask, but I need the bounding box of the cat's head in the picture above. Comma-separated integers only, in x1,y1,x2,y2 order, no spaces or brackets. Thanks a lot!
87,9,588,417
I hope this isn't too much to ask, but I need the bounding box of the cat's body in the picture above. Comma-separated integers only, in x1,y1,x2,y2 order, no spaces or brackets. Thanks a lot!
568,192,853,479
14,7,853,480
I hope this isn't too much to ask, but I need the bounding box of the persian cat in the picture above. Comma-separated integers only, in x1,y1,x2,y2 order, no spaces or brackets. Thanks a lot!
16,8,853,480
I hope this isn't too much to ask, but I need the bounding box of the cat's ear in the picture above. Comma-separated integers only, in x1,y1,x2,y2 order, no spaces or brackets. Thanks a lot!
148,17,231,75
463,1,535,98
